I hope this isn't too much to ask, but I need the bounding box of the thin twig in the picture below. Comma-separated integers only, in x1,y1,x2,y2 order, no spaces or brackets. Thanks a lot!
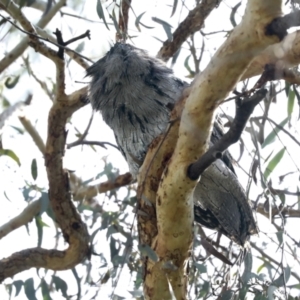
0,14,93,63
67,140,119,150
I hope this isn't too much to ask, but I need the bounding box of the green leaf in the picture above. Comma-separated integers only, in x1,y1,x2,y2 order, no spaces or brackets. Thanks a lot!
5,76,20,89
238,286,248,300
0,149,21,166
71,268,81,298
135,12,146,31
96,0,109,30
263,148,285,179
106,225,118,239
52,276,68,298
4,191,11,201
90,227,101,244
278,192,285,205
74,41,85,53
257,263,265,273
267,285,277,300
184,55,195,77
198,281,209,298
110,9,120,34
110,236,119,261
9,125,25,134
12,280,23,296
138,244,158,262
275,231,283,245
285,81,291,97
39,192,49,215
293,85,300,120
41,279,52,300
230,2,241,27
31,158,38,180
194,262,207,274
261,117,289,148
273,266,291,287
288,89,295,119
220,290,233,300
152,17,173,41
24,278,37,300
35,216,49,247
241,251,253,284
171,0,178,17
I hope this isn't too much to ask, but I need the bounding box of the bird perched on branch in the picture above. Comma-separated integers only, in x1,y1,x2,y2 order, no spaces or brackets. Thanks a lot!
87,43,257,246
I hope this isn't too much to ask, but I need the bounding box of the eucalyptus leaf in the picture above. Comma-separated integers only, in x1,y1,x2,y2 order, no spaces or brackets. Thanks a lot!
262,117,289,148
0,149,21,166
138,244,158,262
152,17,173,41
24,278,37,300
288,89,295,119
52,275,68,298
31,158,38,180
96,0,109,30
171,0,178,17
264,148,285,179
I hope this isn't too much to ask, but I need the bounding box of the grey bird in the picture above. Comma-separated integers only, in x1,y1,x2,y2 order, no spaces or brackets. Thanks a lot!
87,43,258,246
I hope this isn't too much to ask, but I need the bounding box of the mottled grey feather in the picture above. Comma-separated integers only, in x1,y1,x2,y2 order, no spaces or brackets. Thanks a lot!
87,43,185,175
87,43,257,246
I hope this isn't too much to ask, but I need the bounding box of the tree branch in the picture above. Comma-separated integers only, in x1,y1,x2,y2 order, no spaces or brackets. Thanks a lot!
187,89,268,180
0,19,89,279
242,30,300,80
141,1,283,298
117,0,131,41
0,200,41,239
72,172,133,200
157,0,221,61
0,0,66,73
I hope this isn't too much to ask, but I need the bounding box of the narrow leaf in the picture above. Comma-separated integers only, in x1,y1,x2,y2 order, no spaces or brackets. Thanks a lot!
263,148,285,179
267,285,277,300
287,89,295,118
5,76,20,89
41,279,52,300
184,55,195,77
285,81,291,97
13,280,23,296
194,262,207,274
275,231,283,245
96,0,109,30
110,9,120,34
0,149,21,166
9,125,25,134
293,85,300,120
171,0,178,17
238,287,248,300
262,117,289,148
230,2,241,27
52,276,68,298
135,12,146,31
241,251,253,284
220,290,233,300
152,17,173,41
256,263,266,273
24,278,37,300
251,159,259,185
138,244,158,262
31,158,38,180
273,266,291,287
